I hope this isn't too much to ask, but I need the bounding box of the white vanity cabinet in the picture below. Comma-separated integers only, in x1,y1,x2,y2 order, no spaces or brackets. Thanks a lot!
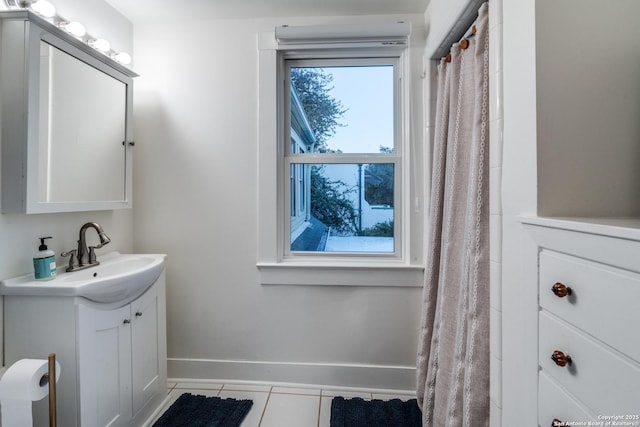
3,272,167,427
523,217,640,426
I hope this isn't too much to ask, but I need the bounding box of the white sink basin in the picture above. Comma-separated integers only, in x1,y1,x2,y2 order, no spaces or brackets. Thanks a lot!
0,252,165,303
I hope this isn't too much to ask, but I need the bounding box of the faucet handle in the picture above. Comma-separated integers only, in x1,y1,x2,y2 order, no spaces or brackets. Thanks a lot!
61,250,78,271
88,246,98,263
61,249,76,258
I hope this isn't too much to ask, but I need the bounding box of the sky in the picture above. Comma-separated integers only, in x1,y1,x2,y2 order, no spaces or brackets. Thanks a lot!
316,65,394,154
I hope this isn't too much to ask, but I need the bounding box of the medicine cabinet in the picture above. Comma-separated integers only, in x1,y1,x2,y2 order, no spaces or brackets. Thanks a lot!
0,11,138,214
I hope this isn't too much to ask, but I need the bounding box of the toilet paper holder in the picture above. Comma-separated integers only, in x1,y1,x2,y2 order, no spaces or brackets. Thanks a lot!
38,371,49,387
34,354,58,427
0,353,60,427
42,354,57,427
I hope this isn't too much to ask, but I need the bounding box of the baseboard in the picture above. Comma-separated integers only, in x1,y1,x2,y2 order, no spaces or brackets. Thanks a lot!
168,358,416,391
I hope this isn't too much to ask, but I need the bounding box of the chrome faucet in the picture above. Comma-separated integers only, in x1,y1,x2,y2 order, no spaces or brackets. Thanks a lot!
62,222,111,272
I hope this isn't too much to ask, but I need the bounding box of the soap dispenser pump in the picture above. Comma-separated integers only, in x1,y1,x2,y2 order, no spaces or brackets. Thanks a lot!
33,237,56,280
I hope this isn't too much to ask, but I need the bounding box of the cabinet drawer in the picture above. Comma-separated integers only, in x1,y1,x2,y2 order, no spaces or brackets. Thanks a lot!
540,250,640,363
539,311,640,415
539,371,596,427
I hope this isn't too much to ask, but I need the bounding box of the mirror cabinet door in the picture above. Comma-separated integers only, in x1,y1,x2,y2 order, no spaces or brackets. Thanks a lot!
38,41,127,203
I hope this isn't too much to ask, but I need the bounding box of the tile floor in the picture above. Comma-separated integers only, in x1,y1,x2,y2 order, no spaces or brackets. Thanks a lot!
146,380,417,427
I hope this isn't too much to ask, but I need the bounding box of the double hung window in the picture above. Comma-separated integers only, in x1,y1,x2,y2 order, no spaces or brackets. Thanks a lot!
285,58,399,255
256,23,423,286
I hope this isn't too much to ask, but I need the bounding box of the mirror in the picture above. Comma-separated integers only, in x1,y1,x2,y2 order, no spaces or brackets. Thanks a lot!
0,11,138,214
38,42,127,203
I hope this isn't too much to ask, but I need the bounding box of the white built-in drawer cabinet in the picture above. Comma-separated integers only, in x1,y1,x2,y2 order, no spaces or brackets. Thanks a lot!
524,217,640,427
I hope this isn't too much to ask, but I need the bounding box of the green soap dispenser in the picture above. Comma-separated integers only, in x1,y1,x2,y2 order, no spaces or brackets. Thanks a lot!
33,237,56,280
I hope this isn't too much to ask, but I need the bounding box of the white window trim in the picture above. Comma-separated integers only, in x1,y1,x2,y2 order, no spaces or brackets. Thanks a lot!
256,29,424,287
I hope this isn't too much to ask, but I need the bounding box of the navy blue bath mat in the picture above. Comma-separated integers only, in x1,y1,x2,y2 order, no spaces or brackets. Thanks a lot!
152,393,253,427
330,397,421,427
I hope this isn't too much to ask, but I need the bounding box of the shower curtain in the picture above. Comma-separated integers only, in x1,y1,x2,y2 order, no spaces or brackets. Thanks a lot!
416,3,490,426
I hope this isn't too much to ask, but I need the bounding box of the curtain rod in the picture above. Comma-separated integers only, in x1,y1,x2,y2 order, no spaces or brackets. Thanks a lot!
445,25,476,63
430,0,486,59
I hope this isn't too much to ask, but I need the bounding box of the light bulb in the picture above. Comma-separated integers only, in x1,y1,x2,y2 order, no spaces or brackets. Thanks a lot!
111,52,131,65
88,38,111,53
30,0,56,18
60,21,86,37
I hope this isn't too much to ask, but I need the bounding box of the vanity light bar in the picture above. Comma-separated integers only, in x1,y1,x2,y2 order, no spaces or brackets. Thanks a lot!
29,0,54,17
88,38,111,53
58,20,86,37
111,52,131,65
3,0,133,66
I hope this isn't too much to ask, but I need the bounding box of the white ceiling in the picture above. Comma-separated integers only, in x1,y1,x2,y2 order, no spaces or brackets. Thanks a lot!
104,0,429,25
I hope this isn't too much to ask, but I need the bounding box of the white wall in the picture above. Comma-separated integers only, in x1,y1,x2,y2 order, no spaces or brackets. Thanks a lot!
132,14,426,389
0,0,134,364
536,0,640,217
500,0,539,424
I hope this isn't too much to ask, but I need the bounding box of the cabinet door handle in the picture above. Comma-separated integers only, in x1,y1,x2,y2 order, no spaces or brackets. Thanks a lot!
123,319,131,325
135,311,143,317
551,350,572,367
551,282,572,298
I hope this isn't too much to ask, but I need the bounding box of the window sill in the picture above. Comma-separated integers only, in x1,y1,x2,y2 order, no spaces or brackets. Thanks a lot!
257,261,424,287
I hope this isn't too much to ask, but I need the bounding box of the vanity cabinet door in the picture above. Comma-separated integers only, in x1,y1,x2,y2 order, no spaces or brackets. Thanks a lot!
77,279,167,427
78,303,133,427
131,283,162,415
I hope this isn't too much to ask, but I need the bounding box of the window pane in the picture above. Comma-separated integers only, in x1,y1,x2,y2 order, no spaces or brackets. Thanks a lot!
289,65,394,154
290,163,394,253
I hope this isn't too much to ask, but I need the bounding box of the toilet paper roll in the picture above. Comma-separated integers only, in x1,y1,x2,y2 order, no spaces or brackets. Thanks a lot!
0,358,60,401
0,358,61,427
1,399,34,427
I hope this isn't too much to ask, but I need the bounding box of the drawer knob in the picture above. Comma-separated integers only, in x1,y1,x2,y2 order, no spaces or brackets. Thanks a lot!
551,350,572,367
551,282,572,298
